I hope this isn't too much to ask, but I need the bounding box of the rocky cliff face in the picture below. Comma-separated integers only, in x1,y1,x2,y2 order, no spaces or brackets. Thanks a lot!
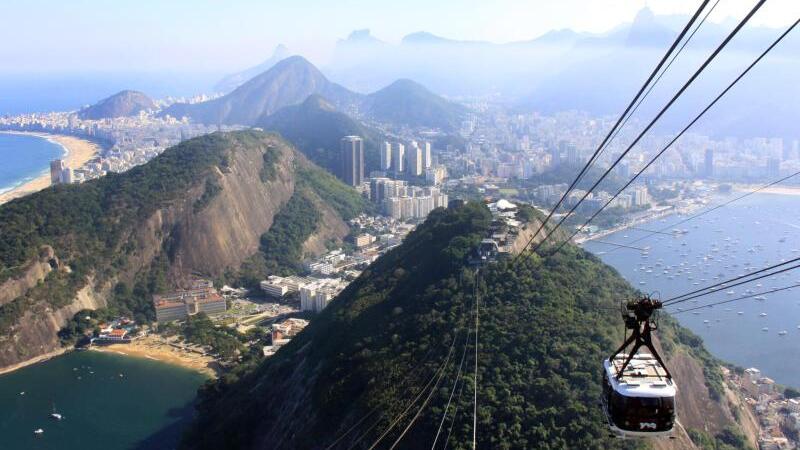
0,131,358,370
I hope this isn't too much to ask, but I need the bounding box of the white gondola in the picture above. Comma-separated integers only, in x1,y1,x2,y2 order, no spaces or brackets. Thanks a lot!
602,354,676,438
603,297,676,438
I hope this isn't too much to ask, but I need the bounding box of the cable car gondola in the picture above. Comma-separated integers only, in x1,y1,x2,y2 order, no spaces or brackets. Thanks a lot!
602,296,676,438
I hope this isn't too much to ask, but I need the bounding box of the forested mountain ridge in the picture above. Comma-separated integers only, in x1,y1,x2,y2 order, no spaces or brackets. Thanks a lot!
181,203,754,449
0,130,366,370
257,95,384,174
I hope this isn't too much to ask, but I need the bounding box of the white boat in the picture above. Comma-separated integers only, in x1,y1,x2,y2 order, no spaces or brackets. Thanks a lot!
762,327,769,332
34,429,44,435
779,331,788,336
50,403,63,420
759,313,768,317
738,311,744,315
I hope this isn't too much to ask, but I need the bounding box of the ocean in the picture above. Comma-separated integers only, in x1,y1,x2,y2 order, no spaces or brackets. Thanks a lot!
0,351,208,450
583,193,800,388
0,133,65,194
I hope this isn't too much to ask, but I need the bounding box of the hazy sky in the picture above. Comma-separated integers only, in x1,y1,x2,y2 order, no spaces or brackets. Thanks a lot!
2,0,798,73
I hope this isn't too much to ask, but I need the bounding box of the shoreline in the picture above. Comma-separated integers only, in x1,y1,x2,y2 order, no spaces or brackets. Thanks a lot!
90,335,219,378
0,347,71,376
734,184,800,197
0,131,101,205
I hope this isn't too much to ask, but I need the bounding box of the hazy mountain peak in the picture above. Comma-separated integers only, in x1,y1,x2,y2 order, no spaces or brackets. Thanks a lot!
632,6,656,24
77,89,154,120
341,29,383,44
164,56,362,125
401,31,450,45
625,6,673,47
214,44,293,93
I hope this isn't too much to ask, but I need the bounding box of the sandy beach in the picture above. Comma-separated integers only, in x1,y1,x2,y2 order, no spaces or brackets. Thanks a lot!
0,132,100,205
735,184,800,197
91,334,219,378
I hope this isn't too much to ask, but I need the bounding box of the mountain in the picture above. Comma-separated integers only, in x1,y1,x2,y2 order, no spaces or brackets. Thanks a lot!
214,44,292,94
0,130,366,370
364,79,467,131
162,56,362,126
181,203,755,449
77,90,155,120
258,95,383,173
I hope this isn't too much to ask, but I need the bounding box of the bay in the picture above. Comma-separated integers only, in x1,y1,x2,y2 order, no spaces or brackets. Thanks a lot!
0,133,64,193
0,350,207,450
584,193,800,388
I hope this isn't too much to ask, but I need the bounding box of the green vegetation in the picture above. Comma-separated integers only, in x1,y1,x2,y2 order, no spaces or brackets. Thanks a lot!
58,308,118,345
259,145,280,182
182,313,244,360
0,132,236,334
182,203,645,449
236,191,321,288
232,163,368,289
259,94,384,173
785,387,800,399
688,427,753,450
194,178,223,212
296,165,370,220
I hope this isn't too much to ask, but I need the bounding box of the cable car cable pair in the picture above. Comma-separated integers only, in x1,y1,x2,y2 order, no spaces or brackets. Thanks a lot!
512,0,715,263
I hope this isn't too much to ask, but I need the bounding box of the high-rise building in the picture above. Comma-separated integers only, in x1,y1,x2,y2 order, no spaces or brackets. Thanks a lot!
50,159,66,184
767,157,780,178
406,142,423,176
632,185,649,206
339,136,364,187
392,142,405,175
380,141,392,170
704,148,714,178
421,141,432,169
566,143,580,166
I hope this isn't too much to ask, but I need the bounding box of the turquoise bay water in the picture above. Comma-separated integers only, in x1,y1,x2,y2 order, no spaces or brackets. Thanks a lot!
0,351,207,450
584,193,800,387
0,133,64,193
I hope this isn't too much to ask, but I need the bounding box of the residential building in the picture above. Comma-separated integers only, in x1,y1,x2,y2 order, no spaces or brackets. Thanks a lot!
340,136,364,187
380,141,392,170
299,278,346,312
406,141,423,176
153,280,227,322
392,142,405,174
50,159,65,184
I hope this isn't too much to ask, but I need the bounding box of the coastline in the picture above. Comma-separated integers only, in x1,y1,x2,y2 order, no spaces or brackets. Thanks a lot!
0,347,71,377
734,184,800,197
90,335,219,378
0,131,101,205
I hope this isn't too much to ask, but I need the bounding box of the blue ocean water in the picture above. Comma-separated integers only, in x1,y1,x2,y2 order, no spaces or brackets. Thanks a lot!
0,72,221,115
0,133,65,193
584,193,800,387
0,351,208,450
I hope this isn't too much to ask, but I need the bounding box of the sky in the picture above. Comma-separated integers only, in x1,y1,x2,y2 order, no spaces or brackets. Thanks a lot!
1,0,798,74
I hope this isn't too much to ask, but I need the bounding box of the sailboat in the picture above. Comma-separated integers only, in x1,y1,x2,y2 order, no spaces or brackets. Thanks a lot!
50,403,63,420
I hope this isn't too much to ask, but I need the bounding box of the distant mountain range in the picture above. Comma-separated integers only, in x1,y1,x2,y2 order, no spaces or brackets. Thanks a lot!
214,44,292,94
165,56,467,132
77,90,155,120
162,56,362,126
321,8,800,139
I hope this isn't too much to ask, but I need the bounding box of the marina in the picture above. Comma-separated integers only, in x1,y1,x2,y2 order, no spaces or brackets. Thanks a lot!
585,193,800,387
